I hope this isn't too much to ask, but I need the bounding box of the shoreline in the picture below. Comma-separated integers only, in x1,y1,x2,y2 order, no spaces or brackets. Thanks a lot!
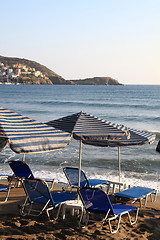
0,186,160,239
0,165,159,192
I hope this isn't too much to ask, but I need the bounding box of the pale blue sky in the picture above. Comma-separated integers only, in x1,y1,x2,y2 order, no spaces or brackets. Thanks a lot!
0,0,159,84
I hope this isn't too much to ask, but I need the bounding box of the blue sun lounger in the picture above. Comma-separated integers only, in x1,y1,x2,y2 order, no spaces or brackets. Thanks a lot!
63,167,124,193
8,160,55,189
115,186,157,207
63,167,107,188
20,178,77,220
78,187,139,234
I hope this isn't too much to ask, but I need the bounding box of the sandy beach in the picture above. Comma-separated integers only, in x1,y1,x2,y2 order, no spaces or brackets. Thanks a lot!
0,184,159,240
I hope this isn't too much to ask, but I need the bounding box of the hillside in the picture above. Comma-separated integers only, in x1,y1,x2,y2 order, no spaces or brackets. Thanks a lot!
0,56,122,85
0,55,65,84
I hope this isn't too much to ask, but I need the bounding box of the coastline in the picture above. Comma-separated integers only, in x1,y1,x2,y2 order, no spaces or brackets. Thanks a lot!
0,186,160,239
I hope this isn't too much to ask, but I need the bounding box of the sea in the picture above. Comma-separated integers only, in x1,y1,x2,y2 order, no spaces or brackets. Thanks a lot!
0,84,160,190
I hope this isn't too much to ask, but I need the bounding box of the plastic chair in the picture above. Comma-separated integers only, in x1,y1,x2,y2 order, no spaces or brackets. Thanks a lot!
78,187,139,234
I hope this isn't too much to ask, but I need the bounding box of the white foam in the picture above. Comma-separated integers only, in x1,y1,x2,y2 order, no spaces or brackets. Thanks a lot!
32,166,159,190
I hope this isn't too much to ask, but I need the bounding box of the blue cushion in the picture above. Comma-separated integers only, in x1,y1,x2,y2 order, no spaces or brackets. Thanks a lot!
88,179,107,186
0,186,8,191
112,204,137,215
52,192,77,205
115,186,154,200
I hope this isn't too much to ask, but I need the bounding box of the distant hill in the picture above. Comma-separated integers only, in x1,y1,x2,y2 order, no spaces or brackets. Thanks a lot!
70,77,121,85
0,56,122,85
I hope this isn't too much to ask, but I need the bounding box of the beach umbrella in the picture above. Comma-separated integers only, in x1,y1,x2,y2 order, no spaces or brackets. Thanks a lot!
46,111,156,183
46,111,131,186
0,107,71,154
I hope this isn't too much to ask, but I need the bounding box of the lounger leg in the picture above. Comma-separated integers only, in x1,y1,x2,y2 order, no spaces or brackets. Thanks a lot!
149,191,157,203
26,202,33,216
79,209,89,226
46,209,50,220
50,179,55,190
46,206,54,221
107,182,111,194
0,187,11,203
5,186,10,202
82,212,89,226
100,209,110,227
108,215,121,234
55,203,62,220
127,208,139,225
78,209,84,226
154,190,158,201
113,184,116,194
145,195,148,205
19,196,32,216
140,198,142,208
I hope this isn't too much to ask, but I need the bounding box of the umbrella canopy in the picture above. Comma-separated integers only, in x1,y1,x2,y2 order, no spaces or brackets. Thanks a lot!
0,107,71,154
47,111,156,183
46,111,155,146
46,111,130,141
81,127,155,147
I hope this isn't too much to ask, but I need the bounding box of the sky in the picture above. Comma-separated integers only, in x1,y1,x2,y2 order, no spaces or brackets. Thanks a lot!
0,0,160,85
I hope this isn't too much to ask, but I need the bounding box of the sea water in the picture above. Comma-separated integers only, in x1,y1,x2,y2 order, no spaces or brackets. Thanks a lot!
0,84,160,189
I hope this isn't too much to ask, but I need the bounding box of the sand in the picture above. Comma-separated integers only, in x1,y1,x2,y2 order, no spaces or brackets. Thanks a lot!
0,186,160,240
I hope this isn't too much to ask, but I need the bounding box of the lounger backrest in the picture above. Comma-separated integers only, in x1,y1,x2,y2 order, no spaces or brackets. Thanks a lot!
23,178,54,205
8,160,34,179
79,187,115,216
63,167,90,187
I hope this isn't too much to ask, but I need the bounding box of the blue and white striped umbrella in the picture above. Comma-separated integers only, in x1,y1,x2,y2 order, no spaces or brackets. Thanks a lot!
46,111,155,146
47,111,156,183
0,107,71,154
46,111,130,142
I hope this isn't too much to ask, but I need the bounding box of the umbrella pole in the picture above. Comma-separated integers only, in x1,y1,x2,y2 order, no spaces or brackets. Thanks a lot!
118,146,121,183
78,140,82,188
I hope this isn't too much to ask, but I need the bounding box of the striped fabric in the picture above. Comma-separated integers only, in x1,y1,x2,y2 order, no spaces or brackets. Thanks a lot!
0,107,71,154
46,111,130,142
83,127,156,147
46,111,155,147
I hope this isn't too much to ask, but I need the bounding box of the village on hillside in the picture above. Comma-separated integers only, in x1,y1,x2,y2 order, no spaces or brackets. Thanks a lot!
0,62,49,84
